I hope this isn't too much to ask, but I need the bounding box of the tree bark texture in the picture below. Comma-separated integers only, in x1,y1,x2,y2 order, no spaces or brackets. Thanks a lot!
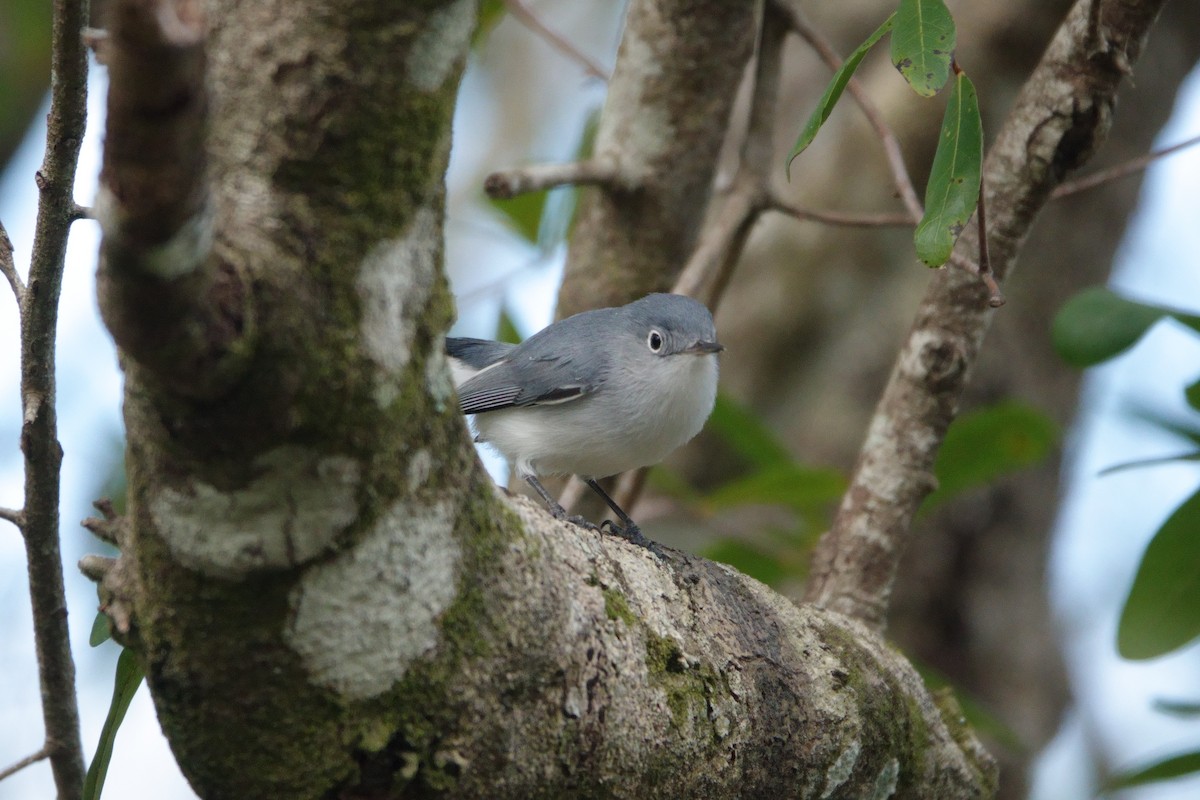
93,0,998,798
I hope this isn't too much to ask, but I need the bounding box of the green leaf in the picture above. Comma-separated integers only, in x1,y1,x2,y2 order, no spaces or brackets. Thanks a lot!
914,70,982,266
923,401,1058,512
890,0,956,97
1104,749,1200,792
704,463,846,517
1186,377,1200,412
1118,487,1200,659
472,0,506,49
495,308,522,344
489,190,549,244
1052,287,1170,367
704,539,787,586
915,662,1025,752
1097,451,1200,477
89,611,112,647
786,13,895,177
707,394,792,468
1153,698,1200,718
83,648,145,800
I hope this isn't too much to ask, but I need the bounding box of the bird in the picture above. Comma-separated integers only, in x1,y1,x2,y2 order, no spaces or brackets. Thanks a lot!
447,293,723,552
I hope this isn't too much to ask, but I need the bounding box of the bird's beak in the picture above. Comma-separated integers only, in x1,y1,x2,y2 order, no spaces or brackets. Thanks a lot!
684,340,724,355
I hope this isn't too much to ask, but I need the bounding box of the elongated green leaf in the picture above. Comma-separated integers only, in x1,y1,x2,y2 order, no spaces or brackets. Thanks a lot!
707,394,792,468
1052,287,1169,367
1104,749,1200,792
786,14,895,177
915,662,1024,752
89,611,112,647
1153,698,1200,718
1118,487,1200,659
1186,377,1200,411
704,539,787,586
704,462,846,516
83,649,145,800
489,189,549,244
914,71,982,266
1097,451,1200,477
923,401,1058,512
472,0,507,49
891,0,956,97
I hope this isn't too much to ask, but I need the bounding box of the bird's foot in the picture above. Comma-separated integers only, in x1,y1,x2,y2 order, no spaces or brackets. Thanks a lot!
601,520,666,559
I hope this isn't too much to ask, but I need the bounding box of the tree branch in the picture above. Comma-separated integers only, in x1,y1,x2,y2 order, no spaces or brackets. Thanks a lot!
804,0,1170,630
0,220,26,305
21,0,91,795
502,0,610,81
0,747,50,783
483,159,618,199
96,0,254,399
776,0,924,222
555,0,760,315
1052,131,1200,198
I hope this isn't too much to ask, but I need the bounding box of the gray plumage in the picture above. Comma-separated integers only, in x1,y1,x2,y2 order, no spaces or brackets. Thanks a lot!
447,293,721,552
447,293,722,482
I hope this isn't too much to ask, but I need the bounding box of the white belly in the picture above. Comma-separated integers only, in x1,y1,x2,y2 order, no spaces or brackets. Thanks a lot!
474,352,719,479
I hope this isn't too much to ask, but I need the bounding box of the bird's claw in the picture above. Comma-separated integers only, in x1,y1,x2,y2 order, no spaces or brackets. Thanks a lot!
566,514,600,532
601,520,666,559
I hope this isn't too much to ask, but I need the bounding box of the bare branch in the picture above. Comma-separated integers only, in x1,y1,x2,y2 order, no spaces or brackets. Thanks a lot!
1052,131,1200,198
502,0,610,81
0,506,26,529
673,6,787,305
804,0,1170,630
0,220,25,305
0,747,50,783
21,0,92,793
766,195,916,228
483,159,618,200
776,0,923,222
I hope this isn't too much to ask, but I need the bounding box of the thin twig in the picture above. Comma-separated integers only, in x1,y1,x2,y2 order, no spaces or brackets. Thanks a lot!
973,179,1004,307
503,0,610,81
1052,131,1200,198
484,160,618,200
0,747,50,783
766,196,915,228
21,0,91,794
0,220,25,305
776,0,923,222
672,6,788,305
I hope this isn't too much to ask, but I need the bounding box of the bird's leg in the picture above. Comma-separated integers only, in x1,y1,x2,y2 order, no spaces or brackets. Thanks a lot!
584,479,665,558
524,475,599,531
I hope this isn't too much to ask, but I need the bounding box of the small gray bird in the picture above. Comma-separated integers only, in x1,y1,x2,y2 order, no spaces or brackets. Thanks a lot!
447,293,723,552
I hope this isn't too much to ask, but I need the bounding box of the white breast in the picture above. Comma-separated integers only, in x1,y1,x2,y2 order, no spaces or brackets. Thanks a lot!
473,352,719,479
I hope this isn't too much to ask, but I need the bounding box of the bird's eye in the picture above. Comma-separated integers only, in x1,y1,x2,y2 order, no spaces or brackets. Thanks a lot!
647,330,664,352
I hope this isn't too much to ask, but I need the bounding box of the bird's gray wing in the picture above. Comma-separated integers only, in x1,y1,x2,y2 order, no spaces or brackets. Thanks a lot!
455,307,615,414
456,349,607,414
445,337,516,370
